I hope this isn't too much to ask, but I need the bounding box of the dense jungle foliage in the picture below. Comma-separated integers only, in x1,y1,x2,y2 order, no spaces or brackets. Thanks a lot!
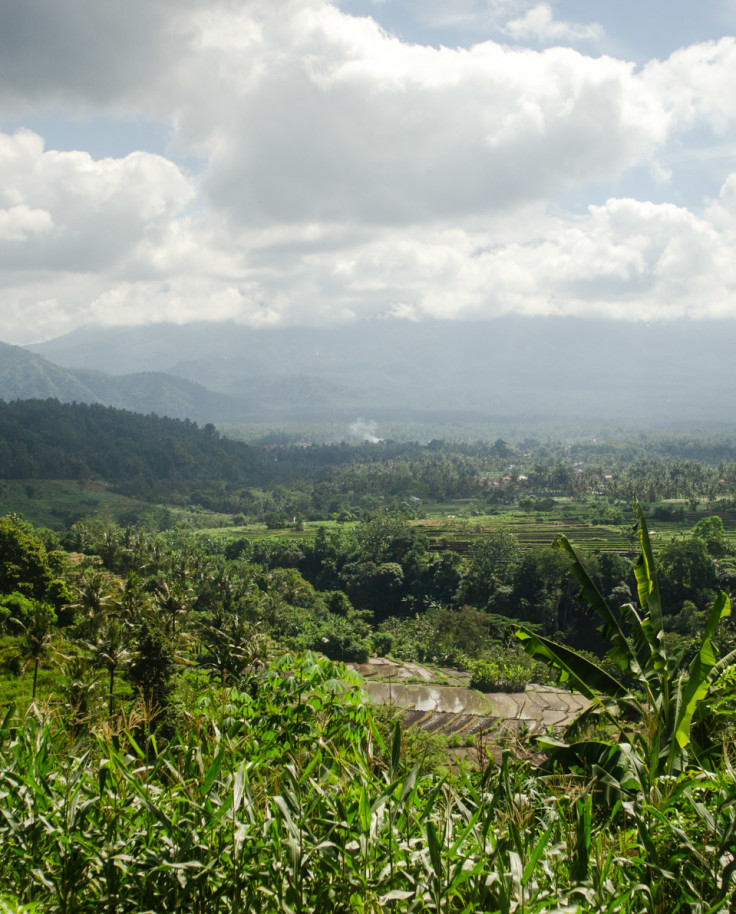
1,401,736,910
6,399,736,521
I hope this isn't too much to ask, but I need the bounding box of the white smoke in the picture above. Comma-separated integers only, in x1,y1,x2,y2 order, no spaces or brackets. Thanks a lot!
348,418,383,443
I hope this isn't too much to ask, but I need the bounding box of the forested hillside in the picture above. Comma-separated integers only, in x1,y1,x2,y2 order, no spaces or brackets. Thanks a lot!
0,399,260,488
6,399,736,520
0,341,98,403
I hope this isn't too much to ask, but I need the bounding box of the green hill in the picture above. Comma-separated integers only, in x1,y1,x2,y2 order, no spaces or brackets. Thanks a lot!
0,341,100,403
0,398,262,489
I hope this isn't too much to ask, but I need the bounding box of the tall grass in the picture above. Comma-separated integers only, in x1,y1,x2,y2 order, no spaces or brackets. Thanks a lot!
0,653,732,912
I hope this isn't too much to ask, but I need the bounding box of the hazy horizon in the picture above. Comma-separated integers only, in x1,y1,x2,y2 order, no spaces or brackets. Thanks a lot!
1,315,727,438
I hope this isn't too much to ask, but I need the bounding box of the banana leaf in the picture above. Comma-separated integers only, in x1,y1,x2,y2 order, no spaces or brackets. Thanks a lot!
674,592,732,752
515,627,627,701
553,534,639,676
632,501,667,667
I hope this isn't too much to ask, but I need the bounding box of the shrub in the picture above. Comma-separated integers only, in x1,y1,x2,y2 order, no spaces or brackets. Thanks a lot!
470,656,534,692
371,630,394,657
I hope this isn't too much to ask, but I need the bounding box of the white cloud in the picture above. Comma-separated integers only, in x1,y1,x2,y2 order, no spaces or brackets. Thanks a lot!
0,129,194,272
2,1,736,342
184,12,666,226
0,205,53,242
5,171,736,343
2,4,735,230
172,10,736,232
215,184,736,325
0,128,229,340
641,38,736,134
503,4,603,44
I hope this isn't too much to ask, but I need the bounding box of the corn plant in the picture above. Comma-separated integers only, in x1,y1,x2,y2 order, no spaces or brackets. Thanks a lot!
0,650,734,912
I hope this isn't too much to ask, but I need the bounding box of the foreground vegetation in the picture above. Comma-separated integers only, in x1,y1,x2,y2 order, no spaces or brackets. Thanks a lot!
1,403,736,909
6,688,736,913
0,505,734,911
0,646,734,913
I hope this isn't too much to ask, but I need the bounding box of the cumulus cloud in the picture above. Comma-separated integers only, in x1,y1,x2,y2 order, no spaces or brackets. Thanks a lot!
211,182,736,325
503,4,603,44
4,3,736,227
191,36,625,225
0,129,194,272
1,0,736,341
177,14,735,229
0,128,230,340
0,205,53,242
5,169,736,343
641,38,736,134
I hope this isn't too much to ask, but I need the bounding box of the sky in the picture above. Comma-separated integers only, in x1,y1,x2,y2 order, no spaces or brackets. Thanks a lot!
1,0,736,344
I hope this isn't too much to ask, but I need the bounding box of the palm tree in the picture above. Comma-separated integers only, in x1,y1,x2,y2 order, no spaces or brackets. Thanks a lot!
62,655,98,738
198,613,267,687
153,581,190,638
71,571,116,636
114,571,148,625
92,620,131,716
12,600,59,702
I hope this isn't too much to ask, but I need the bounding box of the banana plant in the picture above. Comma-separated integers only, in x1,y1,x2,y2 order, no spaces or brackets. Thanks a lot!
514,500,736,794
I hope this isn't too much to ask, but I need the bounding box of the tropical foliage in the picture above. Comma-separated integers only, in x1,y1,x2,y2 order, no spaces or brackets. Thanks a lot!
2,415,736,912
0,652,734,912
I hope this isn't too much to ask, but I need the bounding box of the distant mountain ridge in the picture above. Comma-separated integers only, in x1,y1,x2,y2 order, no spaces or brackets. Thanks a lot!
0,339,368,424
0,341,249,423
0,341,101,403
22,317,736,429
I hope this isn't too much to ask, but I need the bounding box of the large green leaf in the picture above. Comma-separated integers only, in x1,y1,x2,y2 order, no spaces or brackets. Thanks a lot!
708,645,736,683
553,534,637,675
536,738,642,792
673,592,731,752
514,627,627,700
618,601,652,672
632,501,667,665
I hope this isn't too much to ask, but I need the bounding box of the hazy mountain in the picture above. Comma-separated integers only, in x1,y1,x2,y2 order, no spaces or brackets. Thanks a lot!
0,342,249,423
25,317,736,431
0,342,101,403
66,368,253,422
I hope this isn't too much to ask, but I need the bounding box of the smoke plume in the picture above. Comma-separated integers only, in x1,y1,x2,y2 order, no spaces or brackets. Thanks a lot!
348,418,383,443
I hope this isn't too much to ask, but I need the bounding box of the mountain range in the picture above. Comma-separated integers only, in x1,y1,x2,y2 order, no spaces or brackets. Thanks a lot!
0,317,732,435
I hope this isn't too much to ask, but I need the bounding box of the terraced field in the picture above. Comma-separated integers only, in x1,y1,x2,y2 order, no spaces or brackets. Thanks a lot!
348,658,590,745
418,516,629,555
417,503,736,555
